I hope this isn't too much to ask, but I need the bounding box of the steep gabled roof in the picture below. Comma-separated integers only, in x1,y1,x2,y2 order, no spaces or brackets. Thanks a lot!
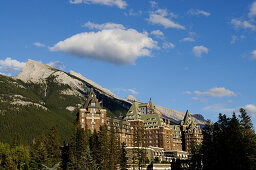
125,101,141,120
181,110,192,125
83,88,101,109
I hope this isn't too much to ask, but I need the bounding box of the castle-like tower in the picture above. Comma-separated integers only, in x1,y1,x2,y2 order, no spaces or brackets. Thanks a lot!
78,91,203,153
180,110,203,151
78,89,107,131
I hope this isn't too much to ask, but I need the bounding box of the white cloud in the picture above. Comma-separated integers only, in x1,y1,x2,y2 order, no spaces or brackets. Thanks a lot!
249,1,256,18
162,42,175,49
192,45,208,57
125,9,142,16
69,0,82,4
128,89,138,95
148,9,185,30
34,42,45,47
203,104,235,113
50,27,158,65
194,87,236,98
83,21,125,30
69,0,127,9
180,37,195,42
150,1,157,8
250,50,256,59
150,30,164,39
47,61,65,70
231,35,238,44
230,35,246,44
188,9,211,16
231,19,256,31
0,57,26,73
244,104,256,117
183,91,192,95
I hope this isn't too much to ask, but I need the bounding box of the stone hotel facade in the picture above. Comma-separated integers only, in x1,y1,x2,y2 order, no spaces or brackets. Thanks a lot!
78,89,203,160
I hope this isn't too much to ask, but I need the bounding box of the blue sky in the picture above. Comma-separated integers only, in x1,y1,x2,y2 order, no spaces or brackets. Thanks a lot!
1,0,256,126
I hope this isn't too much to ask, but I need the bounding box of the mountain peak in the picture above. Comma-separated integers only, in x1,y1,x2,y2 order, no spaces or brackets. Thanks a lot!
15,59,55,83
126,95,140,103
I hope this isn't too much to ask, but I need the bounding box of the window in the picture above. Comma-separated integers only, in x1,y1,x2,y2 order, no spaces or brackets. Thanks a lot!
92,119,94,122
92,113,94,117
102,119,104,123
82,118,85,123
82,124,84,128
102,114,104,117
82,113,84,117
91,103,95,106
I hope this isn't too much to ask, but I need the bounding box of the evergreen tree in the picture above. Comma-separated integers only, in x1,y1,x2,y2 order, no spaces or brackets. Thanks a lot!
89,129,100,168
67,123,89,169
45,126,61,168
98,125,109,169
30,136,48,169
200,111,256,170
120,142,127,170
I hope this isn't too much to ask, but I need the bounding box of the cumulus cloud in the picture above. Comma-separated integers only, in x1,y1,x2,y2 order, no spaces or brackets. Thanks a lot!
150,30,164,39
34,42,45,47
231,19,256,31
0,57,26,73
194,87,236,98
192,45,208,57
249,1,256,18
83,21,125,30
244,104,256,117
69,0,127,9
128,89,138,95
188,9,211,16
180,37,195,42
250,50,256,59
47,61,65,70
162,42,175,49
148,9,185,30
50,27,158,65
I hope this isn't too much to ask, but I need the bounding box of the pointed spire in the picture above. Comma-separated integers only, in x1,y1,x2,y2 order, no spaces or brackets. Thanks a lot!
83,88,101,109
183,110,192,125
148,98,155,110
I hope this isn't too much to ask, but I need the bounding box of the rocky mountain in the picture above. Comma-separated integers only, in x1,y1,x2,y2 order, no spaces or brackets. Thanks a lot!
0,59,205,144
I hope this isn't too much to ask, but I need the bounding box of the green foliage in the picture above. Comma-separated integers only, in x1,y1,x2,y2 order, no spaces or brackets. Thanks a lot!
0,74,128,146
200,109,256,170
0,142,30,170
120,142,127,170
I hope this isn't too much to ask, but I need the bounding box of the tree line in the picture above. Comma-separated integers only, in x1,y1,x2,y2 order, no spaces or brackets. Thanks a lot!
0,123,129,170
172,108,256,170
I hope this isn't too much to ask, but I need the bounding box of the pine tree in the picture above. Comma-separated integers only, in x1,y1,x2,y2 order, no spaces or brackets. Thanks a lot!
98,124,110,169
67,123,89,169
30,136,48,169
120,142,127,170
45,126,61,168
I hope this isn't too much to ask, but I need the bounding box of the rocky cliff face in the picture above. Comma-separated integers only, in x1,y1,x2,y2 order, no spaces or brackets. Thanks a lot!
15,59,132,112
0,59,206,144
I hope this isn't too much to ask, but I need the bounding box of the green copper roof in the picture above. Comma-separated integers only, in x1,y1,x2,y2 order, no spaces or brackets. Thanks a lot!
181,110,192,125
125,101,141,121
141,113,162,128
170,125,181,139
147,98,155,110
83,88,101,109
